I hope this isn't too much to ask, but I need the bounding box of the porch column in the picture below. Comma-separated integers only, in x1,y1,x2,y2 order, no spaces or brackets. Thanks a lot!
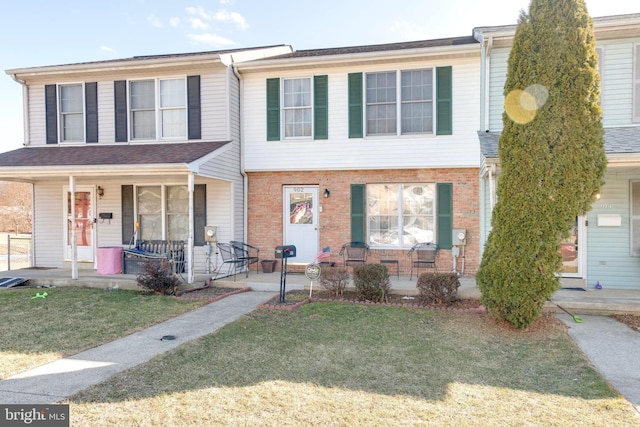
188,174,195,284
69,175,78,280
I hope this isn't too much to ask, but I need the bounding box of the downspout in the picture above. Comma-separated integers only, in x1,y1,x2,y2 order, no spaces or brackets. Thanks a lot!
489,163,496,212
231,63,249,244
481,37,493,131
10,74,30,146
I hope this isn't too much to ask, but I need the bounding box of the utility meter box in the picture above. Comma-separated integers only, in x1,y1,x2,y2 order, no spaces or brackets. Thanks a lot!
275,245,297,258
204,226,217,243
452,229,467,246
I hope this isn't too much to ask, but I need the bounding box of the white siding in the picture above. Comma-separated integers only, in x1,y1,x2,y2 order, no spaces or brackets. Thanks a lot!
33,182,65,267
200,72,229,141
242,57,481,172
28,85,46,146
97,80,115,143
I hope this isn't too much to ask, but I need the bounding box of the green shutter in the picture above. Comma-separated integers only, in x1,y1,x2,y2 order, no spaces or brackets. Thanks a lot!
348,73,363,138
121,185,134,245
437,183,453,249
194,184,206,246
436,66,452,135
314,75,328,140
350,184,366,243
266,78,280,141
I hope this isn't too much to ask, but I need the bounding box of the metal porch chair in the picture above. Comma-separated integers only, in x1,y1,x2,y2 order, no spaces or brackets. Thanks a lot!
230,241,260,277
212,242,245,281
339,242,370,271
408,242,439,280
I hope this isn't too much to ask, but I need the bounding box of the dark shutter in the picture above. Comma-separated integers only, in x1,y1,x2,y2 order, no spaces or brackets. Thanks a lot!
314,75,328,140
85,82,98,143
45,84,58,144
436,66,453,135
436,183,453,249
348,73,363,138
266,78,280,141
194,184,207,246
350,184,366,243
114,80,127,142
121,185,134,245
187,75,201,140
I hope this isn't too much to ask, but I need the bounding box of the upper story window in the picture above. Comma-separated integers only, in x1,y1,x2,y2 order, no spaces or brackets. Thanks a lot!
349,67,450,138
283,78,312,138
129,78,186,141
266,76,328,141
59,84,84,142
366,69,434,136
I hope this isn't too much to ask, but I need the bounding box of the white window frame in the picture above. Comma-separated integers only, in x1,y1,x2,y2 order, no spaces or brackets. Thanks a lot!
129,77,187,141
58,83,85,143
365,69,434,137
134,184,189,241
367,183,436,249
282,77,313,139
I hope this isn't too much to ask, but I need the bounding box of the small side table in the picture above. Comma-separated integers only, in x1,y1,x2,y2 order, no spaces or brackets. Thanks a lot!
380,259,399,278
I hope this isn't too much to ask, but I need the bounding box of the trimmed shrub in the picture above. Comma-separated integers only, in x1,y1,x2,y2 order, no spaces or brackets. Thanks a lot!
353,263,390,303
320,266,349,297
136,259,180,295
417,273,460,305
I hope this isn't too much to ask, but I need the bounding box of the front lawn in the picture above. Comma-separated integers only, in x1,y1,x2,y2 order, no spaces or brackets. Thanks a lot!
0,286,208,379
70,302,639,426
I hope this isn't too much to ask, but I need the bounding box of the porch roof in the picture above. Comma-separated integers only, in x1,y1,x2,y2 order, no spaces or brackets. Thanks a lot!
478,126,640,161
0,141,231,180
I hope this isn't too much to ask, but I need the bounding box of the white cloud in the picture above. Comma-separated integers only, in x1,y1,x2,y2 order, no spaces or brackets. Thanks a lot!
100,46,117,54
388,20,430,41
189,17,210,30
147,14,162,28
219,0,234,5
188,33,236,46
185,6,248,30
169,17,181,27
214,10,248,30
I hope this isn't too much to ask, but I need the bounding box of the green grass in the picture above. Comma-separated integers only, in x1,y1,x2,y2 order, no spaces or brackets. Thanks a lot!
70,303,640,426
0,286,208,379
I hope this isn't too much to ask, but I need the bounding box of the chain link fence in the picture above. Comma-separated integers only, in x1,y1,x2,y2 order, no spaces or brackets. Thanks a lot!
0,234,32,271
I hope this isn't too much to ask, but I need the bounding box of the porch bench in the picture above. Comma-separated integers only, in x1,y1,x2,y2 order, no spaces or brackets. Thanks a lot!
122,240,185,275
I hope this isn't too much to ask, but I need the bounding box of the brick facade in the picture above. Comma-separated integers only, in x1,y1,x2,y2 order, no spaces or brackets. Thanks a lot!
247,168,479,277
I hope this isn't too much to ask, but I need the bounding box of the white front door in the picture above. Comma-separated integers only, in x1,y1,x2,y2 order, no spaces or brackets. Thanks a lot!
283,186,319,264
64,186,96,262
561,216,585,278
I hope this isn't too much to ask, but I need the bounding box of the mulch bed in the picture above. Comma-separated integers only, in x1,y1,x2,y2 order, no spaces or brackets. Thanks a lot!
611,314,640,333
259,289,486,313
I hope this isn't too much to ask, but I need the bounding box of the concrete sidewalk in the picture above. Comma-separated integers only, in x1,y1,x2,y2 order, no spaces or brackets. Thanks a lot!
557,314,640,412
0,291,276,404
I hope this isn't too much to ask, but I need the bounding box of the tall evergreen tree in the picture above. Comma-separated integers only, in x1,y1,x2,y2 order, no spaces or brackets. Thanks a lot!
477,0,606,329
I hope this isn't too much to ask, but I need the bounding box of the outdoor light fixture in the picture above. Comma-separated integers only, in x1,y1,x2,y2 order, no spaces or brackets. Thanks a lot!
324,188,330,198
97,186,104,199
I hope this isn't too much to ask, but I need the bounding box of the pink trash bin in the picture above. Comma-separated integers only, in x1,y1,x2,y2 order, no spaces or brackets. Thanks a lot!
97,247,123,274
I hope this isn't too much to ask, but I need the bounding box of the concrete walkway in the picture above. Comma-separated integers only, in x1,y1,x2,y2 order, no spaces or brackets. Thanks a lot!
558,313,640,412
0,291,276,404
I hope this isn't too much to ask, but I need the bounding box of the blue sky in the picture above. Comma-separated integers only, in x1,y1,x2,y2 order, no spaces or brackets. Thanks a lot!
0,0,637,154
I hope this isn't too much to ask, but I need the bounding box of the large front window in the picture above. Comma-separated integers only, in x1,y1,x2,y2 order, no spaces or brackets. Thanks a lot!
130,78,186,140
366,69,433,136
283,78,312,138
59,84,84,142
137,185,188,241
367,183,435,248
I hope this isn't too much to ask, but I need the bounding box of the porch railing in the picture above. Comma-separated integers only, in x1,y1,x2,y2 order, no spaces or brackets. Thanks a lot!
0,234,32,271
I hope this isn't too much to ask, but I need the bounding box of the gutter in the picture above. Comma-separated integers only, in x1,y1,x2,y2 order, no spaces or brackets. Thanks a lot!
10,74,30,146
231,63,249,244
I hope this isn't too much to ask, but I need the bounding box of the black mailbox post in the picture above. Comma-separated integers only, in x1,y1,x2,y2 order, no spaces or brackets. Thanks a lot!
275,245,296,303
